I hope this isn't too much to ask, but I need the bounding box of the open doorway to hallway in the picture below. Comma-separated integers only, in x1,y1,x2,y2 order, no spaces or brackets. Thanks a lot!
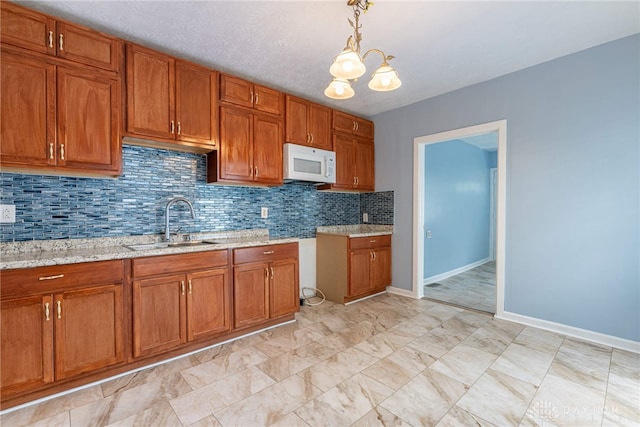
412,120,507,317
422,133,497,313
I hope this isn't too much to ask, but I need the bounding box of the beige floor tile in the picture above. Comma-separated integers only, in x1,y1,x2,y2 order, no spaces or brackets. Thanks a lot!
436,406,497,427
298,347,379,392
253,326,327,358
362,346,435,390
269,412,310,426
456,368,537,425
256,341,338,382
295,373,394,426
351,406,411,427
514,326,565,353
491,342,555,386
104,402,182,427
406,325,465,358
185,415,222,427
548,337,611,392
430,343,498,386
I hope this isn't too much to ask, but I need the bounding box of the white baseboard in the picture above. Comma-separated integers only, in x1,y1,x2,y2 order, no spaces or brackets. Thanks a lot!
423,257,491,286
496,311,640,354
386,286,418,299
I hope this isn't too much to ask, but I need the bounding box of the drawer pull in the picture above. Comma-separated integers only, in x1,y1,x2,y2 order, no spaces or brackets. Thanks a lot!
263,250,274,255
56,301,62,319
369,240,377,243
39,274,64,281
44,303,50,321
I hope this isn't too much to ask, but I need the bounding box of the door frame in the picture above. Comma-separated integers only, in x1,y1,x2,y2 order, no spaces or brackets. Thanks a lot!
490,167,497,261
412,120,507,317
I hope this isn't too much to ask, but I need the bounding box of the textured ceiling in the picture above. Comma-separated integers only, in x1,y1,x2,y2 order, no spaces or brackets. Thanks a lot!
18,1,640,118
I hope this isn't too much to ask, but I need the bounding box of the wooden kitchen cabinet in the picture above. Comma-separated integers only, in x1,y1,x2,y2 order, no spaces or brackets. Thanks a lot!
332,110,374,139
0,260,126,400
0,2,120,71
0,49,122,175
319,133,374,192
285,95,331,150
207,106,283,186
232,243,299,330
316,234,391,303
220,74,283,115
126,43,218,152
131,250,230,358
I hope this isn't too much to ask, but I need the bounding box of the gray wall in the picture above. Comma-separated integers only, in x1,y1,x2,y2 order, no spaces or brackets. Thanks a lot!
372,35,639,342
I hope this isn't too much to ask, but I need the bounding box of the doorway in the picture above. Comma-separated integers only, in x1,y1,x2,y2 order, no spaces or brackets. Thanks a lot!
412,120,506,317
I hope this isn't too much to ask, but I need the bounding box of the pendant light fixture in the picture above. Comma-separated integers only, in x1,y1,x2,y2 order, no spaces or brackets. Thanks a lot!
325,0,401,100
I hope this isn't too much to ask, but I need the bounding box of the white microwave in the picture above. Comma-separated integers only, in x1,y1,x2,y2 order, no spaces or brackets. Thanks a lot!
283,143,336,184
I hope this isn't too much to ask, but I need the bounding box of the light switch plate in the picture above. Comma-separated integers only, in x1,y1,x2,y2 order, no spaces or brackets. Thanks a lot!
363,213,369,223
261,207,268,219
0,204,16,223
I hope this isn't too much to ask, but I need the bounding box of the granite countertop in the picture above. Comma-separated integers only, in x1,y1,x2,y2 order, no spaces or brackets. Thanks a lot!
0,229,298,270
316,224,393,238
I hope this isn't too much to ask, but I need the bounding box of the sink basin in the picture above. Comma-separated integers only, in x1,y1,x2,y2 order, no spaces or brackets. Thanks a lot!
126,241,215,251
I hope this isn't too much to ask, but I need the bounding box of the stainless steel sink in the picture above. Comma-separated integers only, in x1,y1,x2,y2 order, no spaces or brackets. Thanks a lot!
125,241,215,251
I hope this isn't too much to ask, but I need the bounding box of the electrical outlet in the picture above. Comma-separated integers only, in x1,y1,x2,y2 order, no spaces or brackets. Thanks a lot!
362,213,369,223
0,204,16,223
261,207,268,219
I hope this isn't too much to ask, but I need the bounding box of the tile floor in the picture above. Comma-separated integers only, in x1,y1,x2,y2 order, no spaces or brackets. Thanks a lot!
1,293,638,427
424,261,496,313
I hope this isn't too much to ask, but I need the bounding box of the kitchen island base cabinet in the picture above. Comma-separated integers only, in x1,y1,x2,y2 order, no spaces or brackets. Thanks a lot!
316,234,391,304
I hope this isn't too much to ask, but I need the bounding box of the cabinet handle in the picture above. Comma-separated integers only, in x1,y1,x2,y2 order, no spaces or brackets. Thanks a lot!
180,281,185,295
59,33,64,51
310,134,314,144
306,134,310,143
265,268,269,279
255,94,259,105
44,303,50,321
177,121,181,135
352,121,356,131
49,142,54,160
370,240,377,243
170,120,175,134
188,279,192,295
270,267,274,280
356,121,359,131
373,251,376,261
355,176,359,185
48,31,54,48
254,167,258,177
60,144,65,161
263,250,274,255
39,274,64,281
56,301,62,319
370,251,374,261
250,91,254,104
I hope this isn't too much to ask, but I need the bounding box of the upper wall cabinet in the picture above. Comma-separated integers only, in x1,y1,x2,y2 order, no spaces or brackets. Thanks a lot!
0,49,122,176
220,74,284,116
285,95,332,150
332,110,374,139
125,44,218,153
0,2,119,71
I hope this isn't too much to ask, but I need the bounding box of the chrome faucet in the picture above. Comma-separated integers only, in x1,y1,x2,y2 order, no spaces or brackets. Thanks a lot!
165,197,196,241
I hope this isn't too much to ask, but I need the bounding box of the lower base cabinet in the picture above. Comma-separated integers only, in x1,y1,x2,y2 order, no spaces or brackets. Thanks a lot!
233,243,299,330
0,261,125,400
132,250,231,358
316,234,392,303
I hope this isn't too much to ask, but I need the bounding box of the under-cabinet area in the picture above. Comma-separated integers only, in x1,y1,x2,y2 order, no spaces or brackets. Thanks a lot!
0,240,299,409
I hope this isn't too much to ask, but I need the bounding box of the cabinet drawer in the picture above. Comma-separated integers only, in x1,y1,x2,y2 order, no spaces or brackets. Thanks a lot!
233,243,298,265
1,260,124,297
349,235,391,250
133,250,228,278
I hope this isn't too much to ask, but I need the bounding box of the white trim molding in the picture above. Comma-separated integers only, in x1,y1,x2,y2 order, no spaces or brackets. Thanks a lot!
424,258,490,286
386,286,418,299
497,311,640,354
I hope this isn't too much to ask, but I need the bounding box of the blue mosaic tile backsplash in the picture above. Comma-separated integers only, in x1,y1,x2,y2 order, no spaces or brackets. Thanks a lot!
1,145,393,242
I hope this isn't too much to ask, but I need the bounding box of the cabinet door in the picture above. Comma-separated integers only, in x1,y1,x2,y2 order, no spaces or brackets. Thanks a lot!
371,246,391,290
54,284,124,380
355,138,375,191
333,110,357,134
1,295,54,398
308,103,332,150
187,268,231,342
270,258,299,318
57,66,121,173
56,21,119,71
0,52,56,168
354,118,374,139
253,84,283,115
333,134,356,189
133,274,186,358
219,107,253,181
348,249,371,297
126,44,175,139
220,74,253,109
233,262,269,329
253,114,283,185
176,61,217,146
0,2,55,55
285,96,309,145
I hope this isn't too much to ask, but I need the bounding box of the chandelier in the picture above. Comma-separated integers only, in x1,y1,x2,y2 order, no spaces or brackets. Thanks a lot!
325,0,401,100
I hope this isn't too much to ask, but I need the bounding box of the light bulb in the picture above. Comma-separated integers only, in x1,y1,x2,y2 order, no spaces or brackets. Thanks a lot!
335,85,345,95
380,77,391,87
342,62,353,73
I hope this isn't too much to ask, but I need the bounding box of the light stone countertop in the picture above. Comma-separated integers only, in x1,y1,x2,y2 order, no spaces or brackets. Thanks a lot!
0,229,298,270
316,224,393,238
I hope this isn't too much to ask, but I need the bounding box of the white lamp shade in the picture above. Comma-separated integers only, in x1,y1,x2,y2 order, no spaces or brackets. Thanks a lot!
329,49,366,80
324,78,355,100
368,64,402,91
